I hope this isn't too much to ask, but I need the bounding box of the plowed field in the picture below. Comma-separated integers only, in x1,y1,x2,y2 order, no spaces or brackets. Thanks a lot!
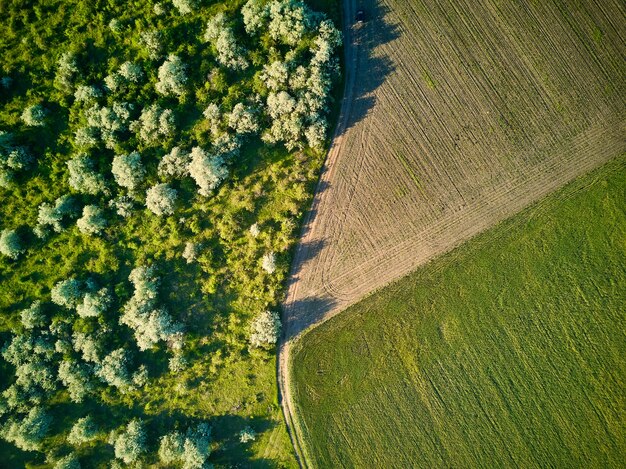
283,0,626,336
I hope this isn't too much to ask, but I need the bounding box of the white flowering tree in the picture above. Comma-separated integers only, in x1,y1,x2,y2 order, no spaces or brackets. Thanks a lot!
0,229,24,260
204,13,249,70
158,146,191,179
21,104,47,126
145,183,177,216
130,104,175,144
249,311,281,347
112,152,145,191
67,154,107,195
155,55,188,97
76,205,107,235
113,419,147,464
188,147,228,197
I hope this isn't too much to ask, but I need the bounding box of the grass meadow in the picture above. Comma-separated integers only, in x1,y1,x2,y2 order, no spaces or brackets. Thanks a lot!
291,156,626,467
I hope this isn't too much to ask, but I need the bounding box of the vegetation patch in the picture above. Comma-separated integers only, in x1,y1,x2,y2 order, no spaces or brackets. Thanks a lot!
0,0,341,466
292,157,626,467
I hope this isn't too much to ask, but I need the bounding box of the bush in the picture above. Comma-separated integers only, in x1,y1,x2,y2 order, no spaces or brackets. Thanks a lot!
182,242,199,263
113,419,147,464
0,229,24,260
76,205,108,235
239,426,256,443
249,310,281,347
261,251,276,273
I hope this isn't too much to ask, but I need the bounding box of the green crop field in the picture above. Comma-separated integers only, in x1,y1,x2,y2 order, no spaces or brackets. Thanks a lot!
291,157,626,467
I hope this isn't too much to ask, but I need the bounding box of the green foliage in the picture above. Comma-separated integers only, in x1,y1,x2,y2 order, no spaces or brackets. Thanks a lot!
292,160,626,467
0,0,342,465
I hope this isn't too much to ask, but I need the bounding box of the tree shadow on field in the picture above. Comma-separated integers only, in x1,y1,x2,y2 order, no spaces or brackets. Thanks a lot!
336,0,400,136
282,295,338,341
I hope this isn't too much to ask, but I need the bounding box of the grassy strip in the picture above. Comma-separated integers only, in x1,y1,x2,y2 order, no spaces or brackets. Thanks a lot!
292,155,626,467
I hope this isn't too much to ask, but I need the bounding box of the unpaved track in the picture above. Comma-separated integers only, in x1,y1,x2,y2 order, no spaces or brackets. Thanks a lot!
278,0,626,466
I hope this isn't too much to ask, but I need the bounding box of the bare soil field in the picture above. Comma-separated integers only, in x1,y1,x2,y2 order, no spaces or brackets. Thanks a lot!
283,0,626,337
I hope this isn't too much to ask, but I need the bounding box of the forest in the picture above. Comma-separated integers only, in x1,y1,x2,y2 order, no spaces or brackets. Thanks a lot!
0,0,341,466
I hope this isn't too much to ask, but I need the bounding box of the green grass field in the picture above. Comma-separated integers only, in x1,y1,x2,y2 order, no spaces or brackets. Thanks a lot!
291,156,626,467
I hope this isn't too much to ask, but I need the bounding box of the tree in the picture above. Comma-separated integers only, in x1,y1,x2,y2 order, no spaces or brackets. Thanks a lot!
58,360,93,403
146,183,177,216
108,195,134,218
1,406,52,451
242,0,269,34
72,332,102,363
0,229,24,260
67,154,107,195
20,301,46,329
76,205,107,235
51,278,83,308
158,146,190,179
188,147,228,196
139,30,163,60
113,419,147,464
227,103,259,134
112,152,145,191
261,251,276,273
118,61,143,83
204,13,249,70
95,348,134,391
21,104,47,126
249,310,281,347
172,0,197,15
130,104,175,144
55,52,78,92
158,424,211,469
268,0,314,46
74,85,102,103
54,453,81,469
37,195,79,232
67,416,98,445
182,242,200,264
76,288,111,318
155,55,188,97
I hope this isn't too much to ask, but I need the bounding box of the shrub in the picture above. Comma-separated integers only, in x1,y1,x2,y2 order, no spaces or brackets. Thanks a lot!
67,416,98,445
67,154,107,195
21,104,47,126
76,205,107,235
146,183,177,216
112,152,145,191
155,55,188,97
239,426,256,443
188,147,228,196
249,310,281,347
169,353,188,372
113,419,147,464
249,223,260,237
0,229,24,260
